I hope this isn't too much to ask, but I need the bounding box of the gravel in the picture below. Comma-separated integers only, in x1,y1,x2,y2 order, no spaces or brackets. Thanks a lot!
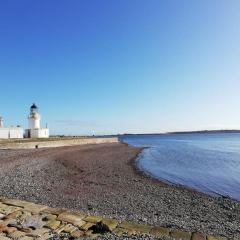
49,234,170,240
93,234,172,240
0,143,239,239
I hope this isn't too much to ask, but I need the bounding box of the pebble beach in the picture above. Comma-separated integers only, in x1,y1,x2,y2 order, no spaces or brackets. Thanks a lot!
0,142,239,239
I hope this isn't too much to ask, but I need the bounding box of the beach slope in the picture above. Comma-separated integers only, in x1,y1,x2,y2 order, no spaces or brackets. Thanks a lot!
0,142,239,239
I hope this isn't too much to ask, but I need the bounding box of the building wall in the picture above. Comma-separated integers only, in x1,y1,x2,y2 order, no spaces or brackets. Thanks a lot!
0,129,9,139
0,128,24,139
0,119,3,127
28,117,40,129
9,128,24,138
30,128,49,138
0,137,119,149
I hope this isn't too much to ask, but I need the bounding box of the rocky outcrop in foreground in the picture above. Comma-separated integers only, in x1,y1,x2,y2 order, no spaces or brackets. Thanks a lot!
0,198,226,240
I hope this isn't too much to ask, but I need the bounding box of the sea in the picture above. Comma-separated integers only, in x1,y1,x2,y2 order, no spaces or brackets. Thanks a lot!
121,133,240,201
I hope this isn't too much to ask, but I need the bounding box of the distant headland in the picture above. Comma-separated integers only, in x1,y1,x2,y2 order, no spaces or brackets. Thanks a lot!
122,130,240,136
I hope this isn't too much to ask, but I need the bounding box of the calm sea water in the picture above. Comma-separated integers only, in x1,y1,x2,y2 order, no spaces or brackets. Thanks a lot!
121,133,240,201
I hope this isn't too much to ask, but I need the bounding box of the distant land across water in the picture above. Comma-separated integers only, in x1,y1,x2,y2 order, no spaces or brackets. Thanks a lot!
121,130,240,136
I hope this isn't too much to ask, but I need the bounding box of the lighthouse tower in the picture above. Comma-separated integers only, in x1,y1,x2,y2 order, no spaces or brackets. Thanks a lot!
28,103,40,129
25,103,49,138
0,117,3,128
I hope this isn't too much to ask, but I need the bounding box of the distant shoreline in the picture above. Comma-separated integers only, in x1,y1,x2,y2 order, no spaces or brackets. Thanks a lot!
121,129,240,136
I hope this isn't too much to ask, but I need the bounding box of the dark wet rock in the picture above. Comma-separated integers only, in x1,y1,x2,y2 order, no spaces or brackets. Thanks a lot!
89,222,110,234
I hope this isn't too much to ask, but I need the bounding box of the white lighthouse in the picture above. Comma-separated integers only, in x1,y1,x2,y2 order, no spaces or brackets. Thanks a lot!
28,103,40,129
25,103,49,138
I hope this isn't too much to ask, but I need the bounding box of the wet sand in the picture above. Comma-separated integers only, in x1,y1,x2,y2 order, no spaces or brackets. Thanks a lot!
0,143,239,239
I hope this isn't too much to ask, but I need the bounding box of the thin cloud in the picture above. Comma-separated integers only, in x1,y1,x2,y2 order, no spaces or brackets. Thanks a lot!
55,120,106,128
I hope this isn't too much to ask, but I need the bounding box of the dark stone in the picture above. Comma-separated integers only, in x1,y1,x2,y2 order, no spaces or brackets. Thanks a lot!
89,221,110,234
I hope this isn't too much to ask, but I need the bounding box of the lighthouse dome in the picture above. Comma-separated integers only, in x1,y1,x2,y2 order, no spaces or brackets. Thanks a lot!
30,103,38,110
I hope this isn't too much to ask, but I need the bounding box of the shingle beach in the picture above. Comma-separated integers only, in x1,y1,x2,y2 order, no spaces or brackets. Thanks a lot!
0,143,239,239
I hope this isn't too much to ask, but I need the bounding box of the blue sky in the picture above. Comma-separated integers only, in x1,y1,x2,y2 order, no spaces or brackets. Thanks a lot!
0,0,240,135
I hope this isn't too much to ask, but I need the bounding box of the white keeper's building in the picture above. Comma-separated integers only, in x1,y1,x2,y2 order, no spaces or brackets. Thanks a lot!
0,104,49,139
0,117,23,139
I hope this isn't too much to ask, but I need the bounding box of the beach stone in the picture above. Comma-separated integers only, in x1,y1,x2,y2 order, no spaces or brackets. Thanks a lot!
114,227,136,235
44,214,57,221
62,223,78,233
19,227,32,234
192,233,206,240
19,237,34,240
3,226,17,234
1,199,30,208
0,203,8,208
27,227,50,237
0,236,11,240
0,205,21,215
119,221,152,234
112,228,126,236
101,218,119,231
18,211,31,221
0,214,5,220
0,226,17,234
85,230,101,239
54,224,67,234
80,222,95,231
70,229,84,238
4,210,22,219
150,226,170,237
91,233,101,239
74,219,86,228
42,207,66,215
207,236,225,240
57,212,85,225
170,229,191,240
0,218,17,226
207,237,217,240
23,203,47,214
39,232,54,240
83,215,102,223
8,230,26,239
0,226,8,233
45,220,61,230
88,222,111,234
22,215,45,229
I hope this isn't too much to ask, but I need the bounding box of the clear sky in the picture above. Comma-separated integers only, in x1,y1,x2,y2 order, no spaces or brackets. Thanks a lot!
0,0,240,135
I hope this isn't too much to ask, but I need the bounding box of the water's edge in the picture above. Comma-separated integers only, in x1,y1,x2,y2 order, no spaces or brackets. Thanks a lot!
122,134,240,202
123,142,217,201
139,147,233,198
